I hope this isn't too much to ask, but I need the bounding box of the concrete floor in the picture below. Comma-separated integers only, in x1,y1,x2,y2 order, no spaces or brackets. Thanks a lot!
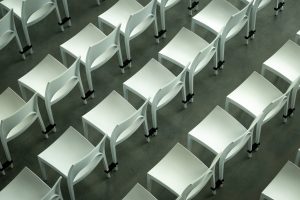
0,0,300,199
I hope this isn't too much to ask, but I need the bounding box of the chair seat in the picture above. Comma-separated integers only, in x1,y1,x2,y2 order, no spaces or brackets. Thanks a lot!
18,54,67,98
263,40,300,84
148,143,208,196
82,91,137,141
38,127,94,177
189,106,247,154
123,183,157,200
261,161,300,200
123,58,176,103
60,23,106,64
99,0,143,34
159,27,209,69
0,167,50,200
192,0,239,34
0,88,25,121
227,71,283,118
0,0,22,19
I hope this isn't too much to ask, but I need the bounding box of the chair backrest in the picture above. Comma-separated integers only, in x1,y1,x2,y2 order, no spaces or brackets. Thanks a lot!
86,24,121,70
189,35,220,74
68,132,107,185
221,0,253,41
177,152,222,200
125,0,156,40
295,148,300,166
22,0,55,25
0,9,16,49
262,75,300,123
0,93,40,141
152,63,188,109
110,99,149,146
42,176,63,200
45,56,81,104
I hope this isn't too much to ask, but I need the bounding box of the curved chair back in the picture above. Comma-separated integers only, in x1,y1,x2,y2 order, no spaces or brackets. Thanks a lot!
178,153,222,200
152,64,188,109
125,0,156,40
42,176,63,200
22,0,56,26
86,24,121,71
190,35,220,74
45,56,81,104
0,93,42,142
222,0,253,41
68,135,107,185
0,9,16,49
111,99,149,146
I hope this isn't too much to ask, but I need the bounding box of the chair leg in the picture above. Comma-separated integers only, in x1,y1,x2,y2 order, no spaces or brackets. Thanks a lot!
38,159,48,180
110,142,118,171
191,20,196,32
160,7,166,38
143,115,150,143
54,2,64,32
62,0,71,26
151,106,158,135
247,135,253,158
117,47,125,74
182,84,187,108
102,149,111,178
45,102,56,132
153,17,160,43
1,139,13,167
0,162,5,175
18,83,27,100
188,0,193,16
96,0,100,6
67,181,76,200
188,73,194,103
78,79,88,104
21,21,33,54
124,38,132,68
147,175,152,191
218,159,224,185
187,135,192,150
225,99,230,111
60,48,68,66
85,69,95,98
98,19,103,31
14,33,25,60
123,86,129,100
254,123,262,150
82,119,89,138
211,170,217,195
37,110,48,139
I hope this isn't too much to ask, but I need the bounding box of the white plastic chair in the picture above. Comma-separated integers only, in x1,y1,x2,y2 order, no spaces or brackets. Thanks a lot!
60,24,123,99
98,0,159,68
147,143,224,199
123,183,157,200
82,90,149,172
191,0,252,73
159,27,219,102
262,40,300,118
260,151,300,200
0,9,25,59
0,0,64,54
240,0,285,42
18,55,86,133
38,126,109,200
0,167,63,199
225,71,300,151
123,58,187,137
187,105,269,188
0,88,46,173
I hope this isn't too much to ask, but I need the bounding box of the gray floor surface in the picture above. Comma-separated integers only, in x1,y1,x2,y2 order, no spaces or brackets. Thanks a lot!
0,0,300,199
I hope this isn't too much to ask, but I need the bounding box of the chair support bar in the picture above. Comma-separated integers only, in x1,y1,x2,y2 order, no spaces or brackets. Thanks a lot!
213,60,225,71
188,1,199,10
182,93,194,103
154,30,167,39
283,108,295,118
274,2,285,11
245,30,256,39
120,59,132,69
82,90,95,100
43,124,56,134
58,17,71,25
19,45,32,54
104,162,118,173
145,127,158,138
0,160,13,171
